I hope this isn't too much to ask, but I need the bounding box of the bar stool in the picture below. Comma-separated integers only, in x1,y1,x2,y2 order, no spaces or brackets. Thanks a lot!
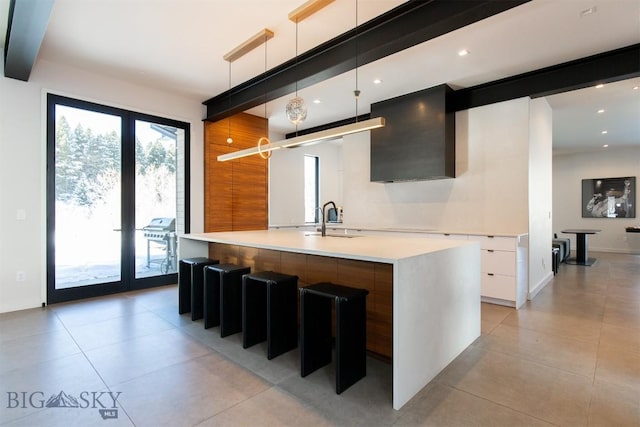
178,257,219,320
242,271,298,360
300,282,369,394
204,264,251,336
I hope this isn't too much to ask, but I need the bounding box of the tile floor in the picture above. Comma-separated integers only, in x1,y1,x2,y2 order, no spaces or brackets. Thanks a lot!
0,252,638,426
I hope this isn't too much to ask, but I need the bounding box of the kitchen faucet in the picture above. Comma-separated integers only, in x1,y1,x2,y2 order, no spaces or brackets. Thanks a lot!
321,201,337,237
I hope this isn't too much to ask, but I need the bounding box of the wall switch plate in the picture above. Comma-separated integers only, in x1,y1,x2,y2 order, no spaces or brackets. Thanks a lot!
16,271,26,282
16,209,26,221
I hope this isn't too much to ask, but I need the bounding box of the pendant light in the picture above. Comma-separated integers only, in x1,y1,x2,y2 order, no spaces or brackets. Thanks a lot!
285,19,307,126
222,28,274,145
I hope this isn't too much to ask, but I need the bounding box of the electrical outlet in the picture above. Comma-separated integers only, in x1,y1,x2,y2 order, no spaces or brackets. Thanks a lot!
16,271,26,282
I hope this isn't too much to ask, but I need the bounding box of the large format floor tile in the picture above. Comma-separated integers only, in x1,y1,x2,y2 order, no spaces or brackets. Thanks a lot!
0,251,638,426
396,382,554,426
115,354,270,427
83,328,212,386
436,346,593,426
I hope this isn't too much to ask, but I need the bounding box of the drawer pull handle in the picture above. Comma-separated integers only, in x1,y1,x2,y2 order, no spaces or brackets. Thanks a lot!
488,249,494,253
444,233,450,236
487,273,495,276
487,235,495,238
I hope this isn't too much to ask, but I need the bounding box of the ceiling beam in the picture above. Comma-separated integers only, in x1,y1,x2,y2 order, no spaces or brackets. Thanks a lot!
203,0,531,122
4,0,55,81
451,43,640,111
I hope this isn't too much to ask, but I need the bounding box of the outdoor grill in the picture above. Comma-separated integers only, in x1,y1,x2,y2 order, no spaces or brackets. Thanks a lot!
142,217,177,273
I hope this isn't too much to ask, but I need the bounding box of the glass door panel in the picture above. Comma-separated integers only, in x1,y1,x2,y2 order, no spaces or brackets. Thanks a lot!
134,120,179,278
53,105,122,289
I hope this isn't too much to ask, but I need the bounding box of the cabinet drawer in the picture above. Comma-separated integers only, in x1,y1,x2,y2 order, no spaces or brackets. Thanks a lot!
481,273,516,301
469,235,516,251
481,250,516,276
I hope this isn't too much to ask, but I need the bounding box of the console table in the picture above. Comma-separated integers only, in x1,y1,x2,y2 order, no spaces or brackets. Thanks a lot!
561,229,601,266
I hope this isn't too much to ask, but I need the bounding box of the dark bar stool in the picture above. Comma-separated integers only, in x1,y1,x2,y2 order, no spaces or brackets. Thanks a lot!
300,282,369,394
242,271,298,360
204,264,251,335
552,247,560,275
178,257,219,320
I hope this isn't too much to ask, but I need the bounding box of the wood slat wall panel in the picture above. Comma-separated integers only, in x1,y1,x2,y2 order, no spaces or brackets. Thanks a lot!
204,113,268,232
256,249,282,272
208,242,393,358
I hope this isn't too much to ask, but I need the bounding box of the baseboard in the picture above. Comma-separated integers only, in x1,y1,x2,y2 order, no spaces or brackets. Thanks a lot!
528,271,553,300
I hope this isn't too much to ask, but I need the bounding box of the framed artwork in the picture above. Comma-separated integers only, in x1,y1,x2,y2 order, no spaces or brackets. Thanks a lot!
582,176,635,218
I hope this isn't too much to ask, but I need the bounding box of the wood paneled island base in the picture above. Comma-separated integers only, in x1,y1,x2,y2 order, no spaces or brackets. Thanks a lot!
209,242,393,358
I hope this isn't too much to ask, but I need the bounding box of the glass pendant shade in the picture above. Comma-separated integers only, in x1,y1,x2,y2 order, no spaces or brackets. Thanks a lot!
286,96,307,125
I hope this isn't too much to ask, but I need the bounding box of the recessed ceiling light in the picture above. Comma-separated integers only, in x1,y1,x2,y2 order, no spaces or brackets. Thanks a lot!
597,109,605,114
634,86,639,90
601,130,608,134
458,49,469,57
595,84,604,89
603,144,609,148
313,99,321,104
373,78,382,84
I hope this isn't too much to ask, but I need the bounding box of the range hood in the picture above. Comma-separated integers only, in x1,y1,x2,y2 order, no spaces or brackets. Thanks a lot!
370,84,455,182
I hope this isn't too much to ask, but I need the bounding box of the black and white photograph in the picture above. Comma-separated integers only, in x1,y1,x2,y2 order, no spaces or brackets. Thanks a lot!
582,176,635,218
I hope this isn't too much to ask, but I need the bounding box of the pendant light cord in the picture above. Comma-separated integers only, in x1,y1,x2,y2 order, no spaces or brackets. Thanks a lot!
264,33,268,129
354,0,359,122
227,61,233,143
295,20,299,98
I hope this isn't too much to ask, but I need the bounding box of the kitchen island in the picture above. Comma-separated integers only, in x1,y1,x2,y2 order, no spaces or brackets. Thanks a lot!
179,229,480,409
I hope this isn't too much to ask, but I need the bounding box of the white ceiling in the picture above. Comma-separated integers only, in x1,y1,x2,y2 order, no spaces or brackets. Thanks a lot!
3,0,640,153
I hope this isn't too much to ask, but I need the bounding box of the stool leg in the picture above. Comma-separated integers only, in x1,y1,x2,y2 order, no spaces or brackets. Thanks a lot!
336,296,367,394
266,279,298,359
220,270,244,337
191,265,206,321
204,269,220,329
178,261,191,314
243,279,267,349
301,291,332,377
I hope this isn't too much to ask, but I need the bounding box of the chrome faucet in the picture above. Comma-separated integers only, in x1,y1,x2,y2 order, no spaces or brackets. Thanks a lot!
321,201,337,237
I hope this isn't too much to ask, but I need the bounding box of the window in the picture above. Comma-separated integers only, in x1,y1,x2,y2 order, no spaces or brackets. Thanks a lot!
304,155,319,223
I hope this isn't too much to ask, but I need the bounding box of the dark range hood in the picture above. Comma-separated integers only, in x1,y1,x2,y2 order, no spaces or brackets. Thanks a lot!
370,84,455,183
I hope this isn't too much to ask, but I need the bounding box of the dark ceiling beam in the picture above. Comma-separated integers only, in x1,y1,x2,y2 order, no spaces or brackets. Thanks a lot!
451,43,640,111
203,0,531,122
3,0,55,81
287,44,640,139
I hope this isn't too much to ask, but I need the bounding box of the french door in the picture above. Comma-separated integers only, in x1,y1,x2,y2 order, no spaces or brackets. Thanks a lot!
46,94,190,303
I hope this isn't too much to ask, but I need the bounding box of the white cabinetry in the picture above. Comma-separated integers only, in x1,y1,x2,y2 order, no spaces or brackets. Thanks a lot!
468,234,528,309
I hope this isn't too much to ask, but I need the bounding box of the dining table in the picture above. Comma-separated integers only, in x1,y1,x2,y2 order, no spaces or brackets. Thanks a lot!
561,229,601,266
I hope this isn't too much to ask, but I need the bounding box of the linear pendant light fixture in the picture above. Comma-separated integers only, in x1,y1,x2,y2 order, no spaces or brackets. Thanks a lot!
217,117,385,162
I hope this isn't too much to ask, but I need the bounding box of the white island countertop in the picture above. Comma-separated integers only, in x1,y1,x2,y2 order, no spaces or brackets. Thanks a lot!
181,229,473,263
179,229,480,410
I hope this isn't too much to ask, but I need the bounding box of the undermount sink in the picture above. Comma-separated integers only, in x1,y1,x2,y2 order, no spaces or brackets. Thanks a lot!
304,232,360,238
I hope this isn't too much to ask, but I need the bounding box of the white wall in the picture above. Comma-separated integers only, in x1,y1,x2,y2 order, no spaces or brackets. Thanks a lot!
528,98,553,295
338,98,531,234
553,147,640,254
269,141,343,225
0,58,205,313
